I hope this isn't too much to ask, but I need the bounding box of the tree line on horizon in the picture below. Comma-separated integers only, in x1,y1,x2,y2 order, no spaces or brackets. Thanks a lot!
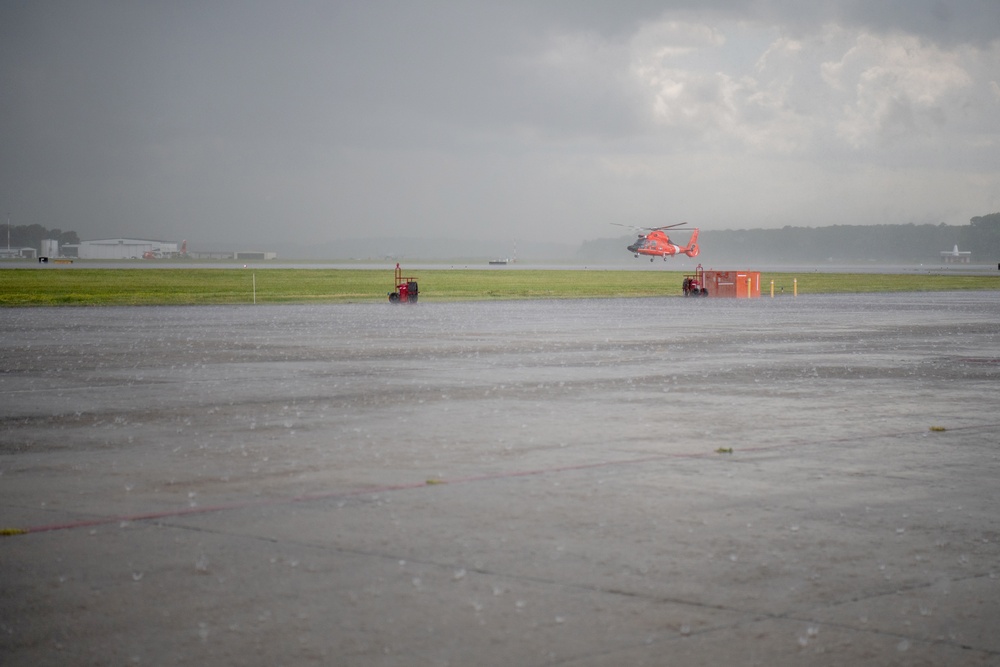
6,215,999,263
3,224,80,250
578,213,1000,263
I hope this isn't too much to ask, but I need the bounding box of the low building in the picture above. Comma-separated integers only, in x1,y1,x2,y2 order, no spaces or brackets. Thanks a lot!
0,247,37,259
235,251,277,260
66,238,181,260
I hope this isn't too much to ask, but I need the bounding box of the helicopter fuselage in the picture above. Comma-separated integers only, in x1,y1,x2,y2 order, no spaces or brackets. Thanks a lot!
626,229,699,261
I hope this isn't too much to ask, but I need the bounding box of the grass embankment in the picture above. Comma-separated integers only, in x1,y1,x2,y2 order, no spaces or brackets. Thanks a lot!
1,268,998,306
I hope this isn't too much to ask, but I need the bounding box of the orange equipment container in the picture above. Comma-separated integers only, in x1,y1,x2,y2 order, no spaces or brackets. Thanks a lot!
701,270,761,298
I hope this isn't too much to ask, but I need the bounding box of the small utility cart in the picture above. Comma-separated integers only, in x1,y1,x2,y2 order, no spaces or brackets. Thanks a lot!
388,263,419,303
682,264,708,297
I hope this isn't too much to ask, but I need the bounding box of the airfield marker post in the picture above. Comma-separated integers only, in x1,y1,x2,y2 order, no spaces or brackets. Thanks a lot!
770,280,774,298
793,278,797,297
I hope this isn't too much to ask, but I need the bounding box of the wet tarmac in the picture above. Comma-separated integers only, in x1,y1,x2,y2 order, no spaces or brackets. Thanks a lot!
2,292,999,666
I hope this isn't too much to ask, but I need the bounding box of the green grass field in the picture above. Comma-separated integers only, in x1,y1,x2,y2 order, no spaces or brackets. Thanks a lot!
1,268,998,306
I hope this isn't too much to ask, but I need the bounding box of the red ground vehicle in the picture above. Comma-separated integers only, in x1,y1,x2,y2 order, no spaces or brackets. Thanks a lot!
388,263,419,303
682,264,707,296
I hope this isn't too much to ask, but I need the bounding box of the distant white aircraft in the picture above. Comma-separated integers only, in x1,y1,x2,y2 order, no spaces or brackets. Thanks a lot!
940,244,972,263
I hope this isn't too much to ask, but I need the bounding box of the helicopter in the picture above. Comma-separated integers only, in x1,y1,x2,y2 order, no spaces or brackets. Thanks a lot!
613,222,700,262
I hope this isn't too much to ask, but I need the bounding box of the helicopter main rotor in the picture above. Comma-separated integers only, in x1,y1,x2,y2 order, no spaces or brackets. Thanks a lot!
611,222,689,234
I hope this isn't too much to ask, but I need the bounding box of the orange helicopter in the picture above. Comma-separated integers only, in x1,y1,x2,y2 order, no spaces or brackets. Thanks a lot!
613,222,700,262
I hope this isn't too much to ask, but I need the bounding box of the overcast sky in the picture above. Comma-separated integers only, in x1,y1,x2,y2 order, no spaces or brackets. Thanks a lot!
2,1,999,247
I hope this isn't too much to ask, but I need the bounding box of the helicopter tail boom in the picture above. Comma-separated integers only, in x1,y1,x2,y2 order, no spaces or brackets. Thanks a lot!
683,229,700,257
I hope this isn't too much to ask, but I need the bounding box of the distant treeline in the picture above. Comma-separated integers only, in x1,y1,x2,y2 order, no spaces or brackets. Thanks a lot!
3,224,80,249
579,213,1000,263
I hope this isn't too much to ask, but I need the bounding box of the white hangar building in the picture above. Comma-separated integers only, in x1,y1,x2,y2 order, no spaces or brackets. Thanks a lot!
67,238,180,260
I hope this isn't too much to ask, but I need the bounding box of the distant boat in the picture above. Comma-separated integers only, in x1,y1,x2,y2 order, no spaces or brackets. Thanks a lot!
490,241,516,265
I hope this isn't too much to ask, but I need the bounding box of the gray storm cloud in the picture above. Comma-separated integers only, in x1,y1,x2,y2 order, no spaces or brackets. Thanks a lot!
1,1,998,251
